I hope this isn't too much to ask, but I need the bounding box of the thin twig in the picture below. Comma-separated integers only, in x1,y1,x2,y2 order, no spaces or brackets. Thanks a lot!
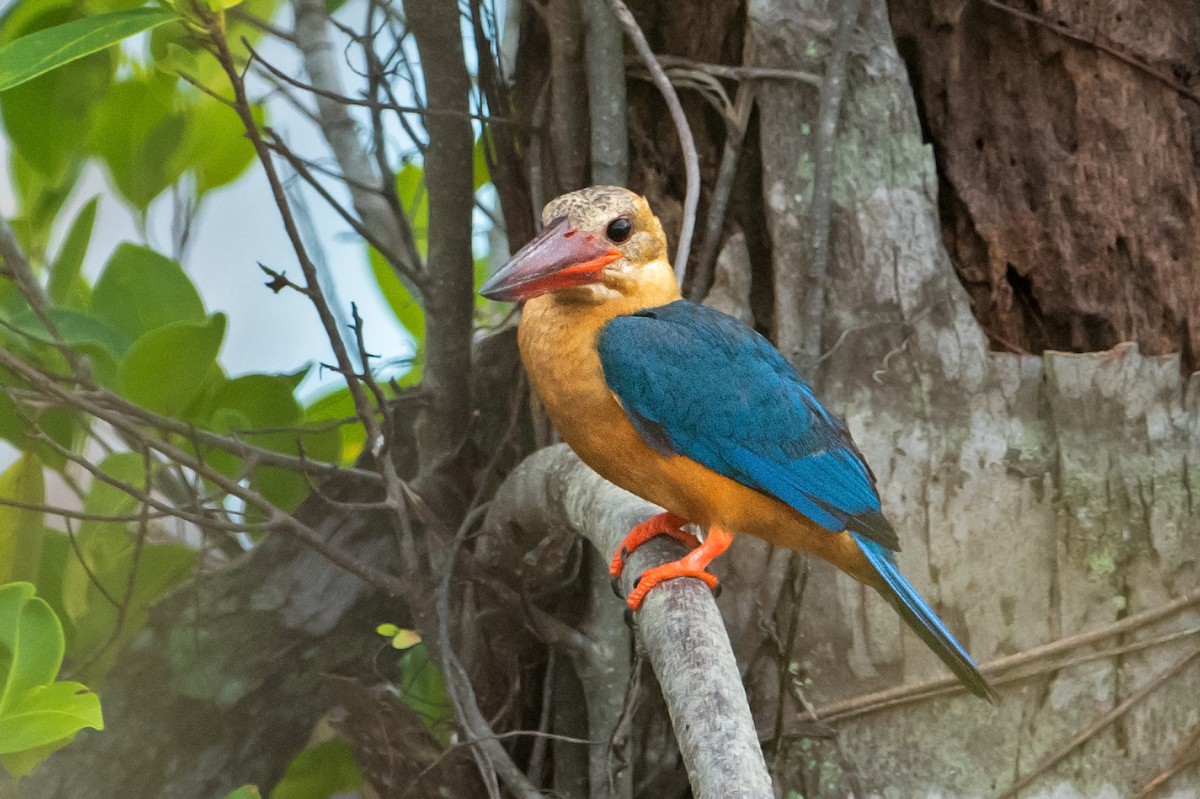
650,55,822,86
978,0,1200,107
291,0,424,282
601,0,699,281
688,81,754,301
435,506,549,799
995,645,1200,799
807,587,1200,722
200,10,387,460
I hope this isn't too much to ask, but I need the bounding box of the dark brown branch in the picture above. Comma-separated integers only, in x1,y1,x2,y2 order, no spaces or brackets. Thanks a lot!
403,0,476,469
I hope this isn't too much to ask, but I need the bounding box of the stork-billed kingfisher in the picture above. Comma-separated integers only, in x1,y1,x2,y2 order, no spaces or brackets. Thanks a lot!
480,186,996,702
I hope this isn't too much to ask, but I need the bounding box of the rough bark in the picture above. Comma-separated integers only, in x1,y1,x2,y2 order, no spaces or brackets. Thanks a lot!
740,0,1200,795
890,0,1200,371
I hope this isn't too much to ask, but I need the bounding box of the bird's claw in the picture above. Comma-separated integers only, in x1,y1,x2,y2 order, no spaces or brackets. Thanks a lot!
609,512,699,581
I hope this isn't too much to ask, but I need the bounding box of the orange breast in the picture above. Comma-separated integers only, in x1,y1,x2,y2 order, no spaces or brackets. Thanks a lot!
517,291,877,586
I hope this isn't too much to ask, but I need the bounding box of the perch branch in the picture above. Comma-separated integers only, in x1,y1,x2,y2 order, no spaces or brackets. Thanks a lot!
487,445,773,798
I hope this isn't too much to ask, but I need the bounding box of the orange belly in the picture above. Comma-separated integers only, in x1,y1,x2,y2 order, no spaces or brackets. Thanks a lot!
517,297,876,586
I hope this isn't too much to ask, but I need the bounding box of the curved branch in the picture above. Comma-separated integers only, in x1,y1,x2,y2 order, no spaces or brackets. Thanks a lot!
487,445,773,798
602,0,699,281
291,0,423,288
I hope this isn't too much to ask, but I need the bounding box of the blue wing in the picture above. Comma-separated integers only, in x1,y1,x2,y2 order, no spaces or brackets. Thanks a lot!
597,300,897,550
598,300,997,702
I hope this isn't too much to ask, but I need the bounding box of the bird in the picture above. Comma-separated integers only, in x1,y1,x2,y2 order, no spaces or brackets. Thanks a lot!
479,185,996,702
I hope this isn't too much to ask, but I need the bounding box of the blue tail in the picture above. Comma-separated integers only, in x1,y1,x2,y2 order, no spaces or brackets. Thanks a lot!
852,532,997,702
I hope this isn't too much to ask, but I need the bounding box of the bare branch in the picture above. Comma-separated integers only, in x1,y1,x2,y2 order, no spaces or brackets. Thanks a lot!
688,82,754,301
403,0,477,469
584,0,629,187
487,445,774,798
601,0,699,280
774,0,861,377
291,0,424,285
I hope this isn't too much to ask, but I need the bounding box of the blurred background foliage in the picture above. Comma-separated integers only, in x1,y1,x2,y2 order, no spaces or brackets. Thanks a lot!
0,0,501,791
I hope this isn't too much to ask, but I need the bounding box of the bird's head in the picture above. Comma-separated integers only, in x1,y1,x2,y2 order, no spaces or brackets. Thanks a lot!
479,186,678,305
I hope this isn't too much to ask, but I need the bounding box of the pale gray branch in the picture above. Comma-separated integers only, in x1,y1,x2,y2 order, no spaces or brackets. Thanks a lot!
585,0,629,187
291,0,423,288
488,445,773,799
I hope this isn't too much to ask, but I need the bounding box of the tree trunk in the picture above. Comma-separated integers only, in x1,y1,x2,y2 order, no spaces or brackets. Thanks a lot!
734,0,1200,795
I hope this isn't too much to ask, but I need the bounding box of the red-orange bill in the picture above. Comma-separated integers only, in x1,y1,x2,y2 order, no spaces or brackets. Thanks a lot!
479,216,622,302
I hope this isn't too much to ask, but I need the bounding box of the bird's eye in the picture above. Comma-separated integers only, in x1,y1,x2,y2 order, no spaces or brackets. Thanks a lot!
606,217,633,243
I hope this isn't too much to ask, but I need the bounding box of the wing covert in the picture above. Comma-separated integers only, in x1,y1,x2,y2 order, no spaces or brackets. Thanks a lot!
597,300,898,550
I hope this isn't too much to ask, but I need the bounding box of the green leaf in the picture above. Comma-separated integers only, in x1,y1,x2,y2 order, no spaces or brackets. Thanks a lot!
473,133,492,191
118,314,225,416
7,149,83,260
0,8,178,92
396,644,452,745
48,197,98,306
0,36,112,185
0,583,63,716
0,681,103,754
0,735,74,779
89,72,189,210
67,540,196,682
91,243,206,340
223,788,262,799
57,453,197,679
302,386,367,465
395,163,428,257
212,375,302,429
207,372,338,510
0,455,45,585
172,94,261,196
271,739,362,799
6,307,132,360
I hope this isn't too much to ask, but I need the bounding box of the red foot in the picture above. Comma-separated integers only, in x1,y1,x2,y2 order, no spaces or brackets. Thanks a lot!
609,512,699,579
625,526,734,611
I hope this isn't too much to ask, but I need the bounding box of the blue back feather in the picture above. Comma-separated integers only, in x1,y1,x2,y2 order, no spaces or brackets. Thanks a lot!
598,301,996,701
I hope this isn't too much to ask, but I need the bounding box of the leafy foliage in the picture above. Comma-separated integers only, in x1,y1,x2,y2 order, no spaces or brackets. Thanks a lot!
271,739,363,799
0,8,177,92
0,0,503,788
0,582,104,779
